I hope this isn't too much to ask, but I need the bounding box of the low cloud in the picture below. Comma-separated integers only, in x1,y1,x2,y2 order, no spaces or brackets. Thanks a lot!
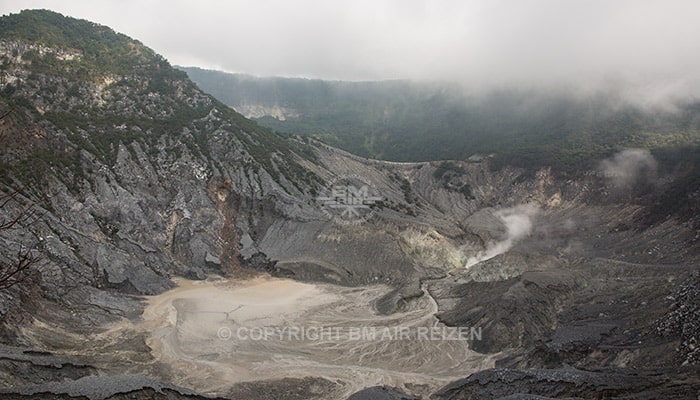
2,1,700,104
599,148,658,190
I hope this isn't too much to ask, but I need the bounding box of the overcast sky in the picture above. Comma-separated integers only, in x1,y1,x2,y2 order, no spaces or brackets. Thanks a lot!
2,0,700,98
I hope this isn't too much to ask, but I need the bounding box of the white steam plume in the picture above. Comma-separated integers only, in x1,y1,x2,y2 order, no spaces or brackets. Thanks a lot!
465,204,539,268
598,148,658,189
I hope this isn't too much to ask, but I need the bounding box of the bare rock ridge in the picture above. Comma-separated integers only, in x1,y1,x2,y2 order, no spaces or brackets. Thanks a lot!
0,10,699,400
431,367,700,400
0,375,210,399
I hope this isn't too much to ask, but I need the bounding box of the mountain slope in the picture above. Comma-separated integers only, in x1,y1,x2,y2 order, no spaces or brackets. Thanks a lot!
181,66,700,168
0,10,698,399
1,11,325,196
0,9,466,342
0,10,344,304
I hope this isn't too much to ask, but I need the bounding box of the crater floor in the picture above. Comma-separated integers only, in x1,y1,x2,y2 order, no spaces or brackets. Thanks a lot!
137,276,496,398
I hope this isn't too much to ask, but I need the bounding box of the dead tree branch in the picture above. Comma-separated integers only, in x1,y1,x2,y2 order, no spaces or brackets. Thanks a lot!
0,190,42,290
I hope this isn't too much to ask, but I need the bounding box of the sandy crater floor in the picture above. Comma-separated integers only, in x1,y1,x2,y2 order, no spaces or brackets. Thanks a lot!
137,276,495,396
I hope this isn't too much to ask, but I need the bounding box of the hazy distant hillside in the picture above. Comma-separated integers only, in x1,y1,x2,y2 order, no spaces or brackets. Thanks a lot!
181,66,700,168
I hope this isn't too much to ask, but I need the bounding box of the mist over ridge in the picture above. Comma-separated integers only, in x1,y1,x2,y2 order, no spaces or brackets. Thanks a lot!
3,0,700,105
181,65,700,166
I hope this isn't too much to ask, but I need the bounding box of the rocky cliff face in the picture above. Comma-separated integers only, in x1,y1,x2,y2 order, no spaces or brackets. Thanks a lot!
233,103,300,121
0,10,699,400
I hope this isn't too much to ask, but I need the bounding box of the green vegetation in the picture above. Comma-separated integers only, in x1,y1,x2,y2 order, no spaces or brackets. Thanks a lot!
91,212,119,238
388,173,418,205
42,100,214,167
0,10,324,198
182,67,700,172
210,98,324,192
1,135,87,197
433,162,473,200
433,161,465,180
0,9,180,79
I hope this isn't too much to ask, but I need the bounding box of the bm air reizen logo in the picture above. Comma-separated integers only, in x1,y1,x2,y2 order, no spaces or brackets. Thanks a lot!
316,174,382,225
